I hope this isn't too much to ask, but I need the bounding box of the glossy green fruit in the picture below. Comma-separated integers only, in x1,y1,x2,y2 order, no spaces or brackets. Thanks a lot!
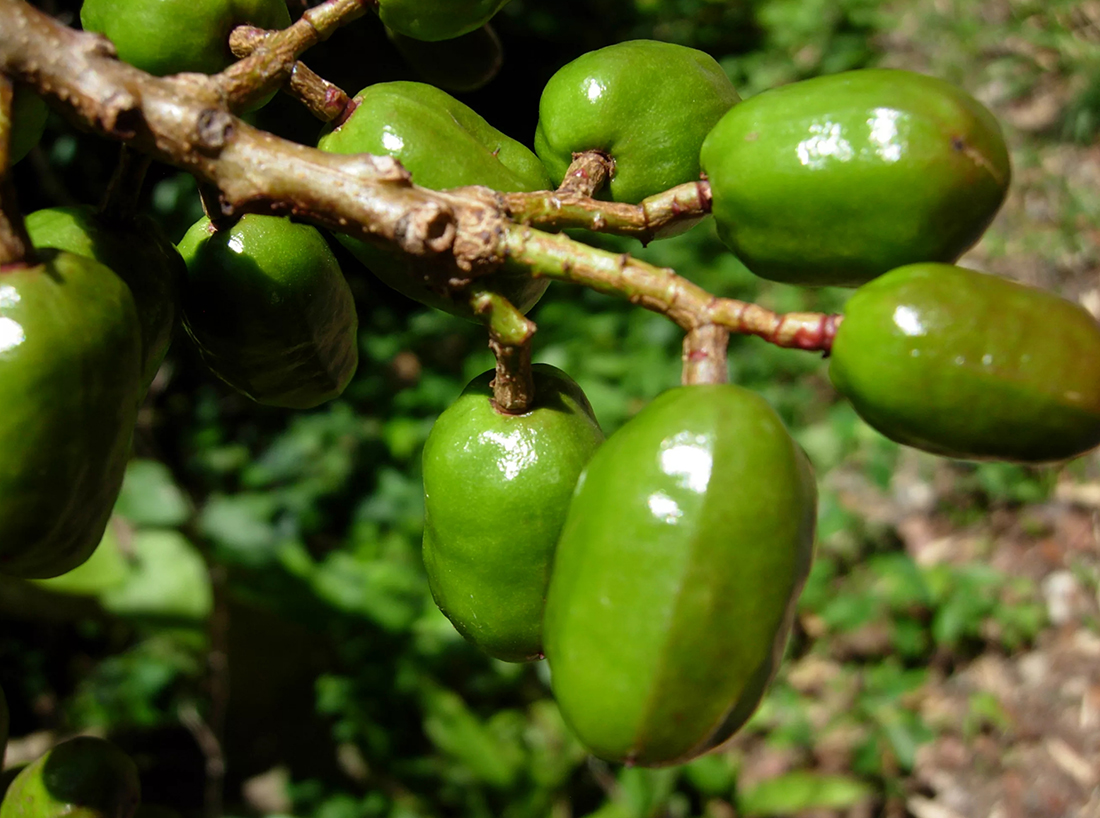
0,250,142,579
11,86,48,166
0,737,140,818
535,40,739,204
377,0,510,42
177,215,358,409
544,385,816,766
700,69,1010,287
25,206,183,391
318,82,552,318
80,0,290,76
830,263,1100,462
387,24,503,93
422,365,604,662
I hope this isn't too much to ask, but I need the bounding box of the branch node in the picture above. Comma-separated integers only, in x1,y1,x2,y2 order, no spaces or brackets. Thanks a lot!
195,108,235,153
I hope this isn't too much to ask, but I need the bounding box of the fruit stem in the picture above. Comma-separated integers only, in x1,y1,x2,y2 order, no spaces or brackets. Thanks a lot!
99,145,151,223
682,325,729,385
556,150,614,198
502,179,711,244
503,223,841,353
218,0,371,112
0,75,33,267
471,289,536,414
230,26,353,123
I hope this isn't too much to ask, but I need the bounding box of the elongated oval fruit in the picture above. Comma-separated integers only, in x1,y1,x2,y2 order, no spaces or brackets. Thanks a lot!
11,86,48,166
386,24,503,93
544,385,817,766
700,69,1010,287
80,0,289,76
536,40,740,204
318,81,551,319
377,0,510,42
829,263,1100,462
0,251,143,579
0,737,140,818
25,206,183,392
422,365,604,662
177,215,358,409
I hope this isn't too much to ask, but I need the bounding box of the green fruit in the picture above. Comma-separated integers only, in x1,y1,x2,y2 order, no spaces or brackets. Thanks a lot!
387,24,503,93
80,0,290,76
377,0,510,42
177,215,358,409
829,263,1100,462
25,206,183,392
422,365,604,662
0,250,143,579
544,385,817,766
11,86,48,166
31,519,131,597
0,737,140,818
535,40,740,204
318,81,552,318
700,69,1011,287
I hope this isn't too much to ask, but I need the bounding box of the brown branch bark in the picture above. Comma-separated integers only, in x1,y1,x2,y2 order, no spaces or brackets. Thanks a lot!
0,75,32,266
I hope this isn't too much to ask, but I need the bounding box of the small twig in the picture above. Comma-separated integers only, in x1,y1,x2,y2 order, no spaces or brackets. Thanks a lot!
0,75,32,266
179,702,225,818
217,0,371,111
556,150,614,198
99,145,151,223
503,180,711,244
503,223,841,352
682,325,729,385
471,290,536,414
229,25,354,123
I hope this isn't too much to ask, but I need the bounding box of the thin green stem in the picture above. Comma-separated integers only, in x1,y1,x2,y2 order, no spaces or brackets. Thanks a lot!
503,223,841,352
682,325,729,385
471,289,537,414
503,180,711,244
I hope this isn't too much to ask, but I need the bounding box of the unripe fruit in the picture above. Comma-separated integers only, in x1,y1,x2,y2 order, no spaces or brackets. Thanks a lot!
177,215,358,409
11,86,48,165
318,82,551,318
0,251,143,579
25,206,183,392
377,0,510,42
829,263,1100,462
700,69,1010,286
535,40,740,204
422,365,604,662
386,24,503,93
0,737,140,818
544,385,817,766
80,0,290,76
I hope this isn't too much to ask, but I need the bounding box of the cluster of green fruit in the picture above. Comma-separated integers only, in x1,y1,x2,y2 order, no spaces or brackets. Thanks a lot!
1,688,142,818
5,0,1100,774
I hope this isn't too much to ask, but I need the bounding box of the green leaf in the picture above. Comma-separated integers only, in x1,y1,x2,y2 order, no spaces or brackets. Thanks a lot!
114,459,190,528
738,771,872,816
101,530,213,621
32,518,132,596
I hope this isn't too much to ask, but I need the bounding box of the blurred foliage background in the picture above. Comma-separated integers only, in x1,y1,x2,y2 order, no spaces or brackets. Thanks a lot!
3,0,1100,816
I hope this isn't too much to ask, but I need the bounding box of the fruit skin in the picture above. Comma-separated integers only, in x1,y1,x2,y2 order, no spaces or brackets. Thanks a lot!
829,263,1100,462
318,82,552,318
543,385,817,766
24,206,184,392
700,69,1010,287
377,0,510,42
422,365,604,662
11,86,48,165
177,215,358,409
386,24,503,93
80,0,290,76
535,40,740,204
0,250,143,579
0,736,141,818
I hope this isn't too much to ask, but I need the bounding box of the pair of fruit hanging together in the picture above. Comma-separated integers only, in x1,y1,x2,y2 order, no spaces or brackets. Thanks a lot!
7,0,1100,769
